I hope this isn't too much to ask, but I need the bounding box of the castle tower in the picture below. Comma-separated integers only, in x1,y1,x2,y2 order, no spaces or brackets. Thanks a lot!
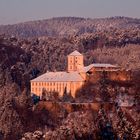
67,50,84,72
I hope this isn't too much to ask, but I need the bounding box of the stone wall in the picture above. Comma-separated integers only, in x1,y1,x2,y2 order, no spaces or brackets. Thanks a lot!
35,101,115,113
87,68,131,83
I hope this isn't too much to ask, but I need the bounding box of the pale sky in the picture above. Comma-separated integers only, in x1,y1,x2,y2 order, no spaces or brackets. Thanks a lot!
0,0,140,25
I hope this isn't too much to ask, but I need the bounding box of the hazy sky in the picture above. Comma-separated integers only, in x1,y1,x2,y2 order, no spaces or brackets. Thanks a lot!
0,0,140,25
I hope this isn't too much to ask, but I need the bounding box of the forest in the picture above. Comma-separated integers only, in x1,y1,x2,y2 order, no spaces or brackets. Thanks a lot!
0,17,140,140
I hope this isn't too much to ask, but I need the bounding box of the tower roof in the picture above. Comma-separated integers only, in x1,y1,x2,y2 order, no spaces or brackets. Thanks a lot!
68,50,82,56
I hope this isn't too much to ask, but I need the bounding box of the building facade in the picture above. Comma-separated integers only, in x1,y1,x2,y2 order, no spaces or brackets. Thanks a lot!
31,51,85,98
30,50,130,98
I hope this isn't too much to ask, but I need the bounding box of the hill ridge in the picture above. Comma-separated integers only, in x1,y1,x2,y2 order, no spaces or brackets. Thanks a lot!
0,16,139,38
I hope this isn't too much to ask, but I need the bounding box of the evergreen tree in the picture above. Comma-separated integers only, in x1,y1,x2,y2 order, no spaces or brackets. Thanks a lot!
61,87,74,102
99,71,111,102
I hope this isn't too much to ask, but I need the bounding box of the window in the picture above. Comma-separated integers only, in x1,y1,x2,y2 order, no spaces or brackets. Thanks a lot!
32,82,34,86
70,57,73,63
32,88,34,92
57,84,58,90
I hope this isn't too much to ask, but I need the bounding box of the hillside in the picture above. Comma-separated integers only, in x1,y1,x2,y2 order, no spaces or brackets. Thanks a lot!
0,35,140,90
0,17,140,38
0,35,140,139
0,17,140,139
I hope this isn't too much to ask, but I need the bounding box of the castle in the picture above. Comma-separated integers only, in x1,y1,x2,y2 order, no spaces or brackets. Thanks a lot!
30,50,130,98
